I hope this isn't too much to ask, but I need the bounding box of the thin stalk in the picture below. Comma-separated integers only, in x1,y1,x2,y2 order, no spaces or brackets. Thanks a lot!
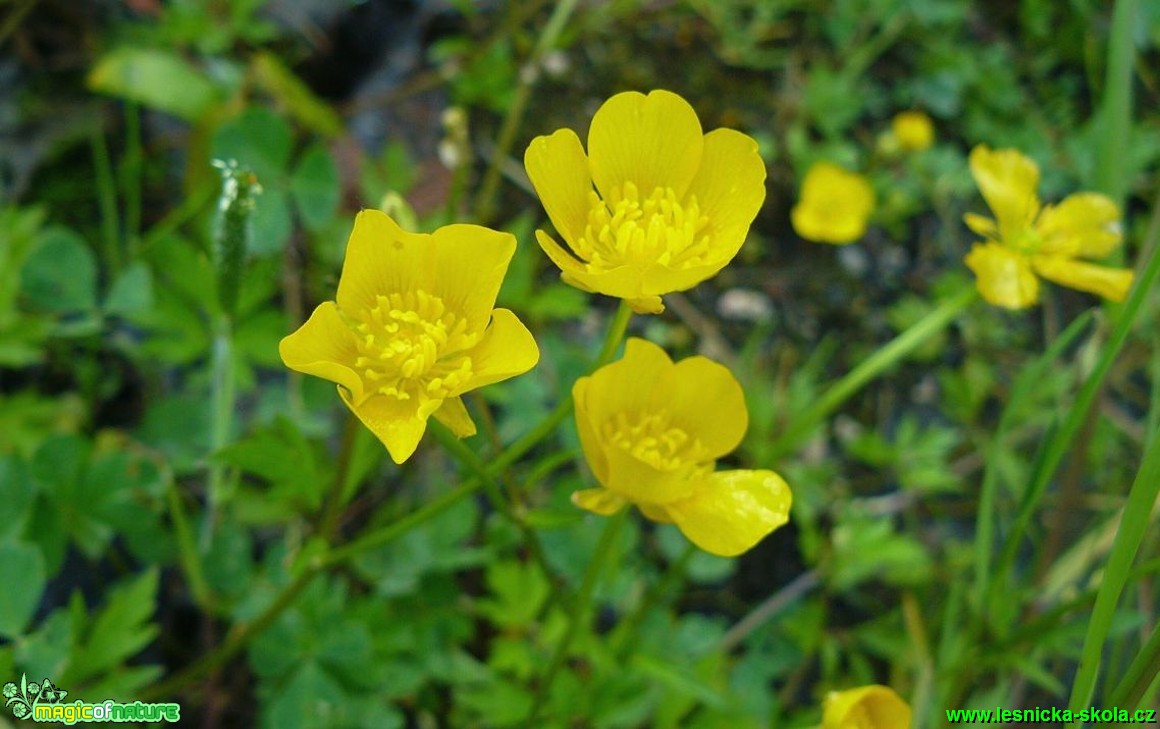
1110,619,1160,711
973,311,1094,609
768,286,977,460
167,476,211,609
611,542,696,657
123,102,143,256
1095,0,1138,210
718,569,821,652
527,509,627,724
473,0,582,224
317,413,361,540
997,191,1160,614
200,314,235,549
90,124,121,275
1068,424,1160,717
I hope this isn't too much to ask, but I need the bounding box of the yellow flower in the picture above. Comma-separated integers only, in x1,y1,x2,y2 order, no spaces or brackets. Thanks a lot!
823,685,912,729
570,338,791,557
791,162,875,245
891,111,934,152
963,145,1133,309
279,210,540,464
524,89,766,314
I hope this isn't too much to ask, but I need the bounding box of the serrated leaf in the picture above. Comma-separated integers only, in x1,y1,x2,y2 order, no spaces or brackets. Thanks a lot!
65,569,159,684
0,541,46,639
88,48,221,121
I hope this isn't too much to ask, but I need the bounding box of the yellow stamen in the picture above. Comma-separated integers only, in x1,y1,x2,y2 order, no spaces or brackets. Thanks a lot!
575,182,711,270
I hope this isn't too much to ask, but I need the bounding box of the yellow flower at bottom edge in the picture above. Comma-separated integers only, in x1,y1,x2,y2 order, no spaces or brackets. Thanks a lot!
963,144,1133,309
891,111,934,152
524,89,767,315
279,210,540,464
823,685,912,729
570,337,791,557
791,162,875,245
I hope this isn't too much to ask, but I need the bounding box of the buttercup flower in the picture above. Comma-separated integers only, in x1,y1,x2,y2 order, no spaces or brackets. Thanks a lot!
963,145,1133,309
823,685,912,729
571,338,791,557
891,111,934,152
280,210,540,464
791,162,875,244
524,89,766,314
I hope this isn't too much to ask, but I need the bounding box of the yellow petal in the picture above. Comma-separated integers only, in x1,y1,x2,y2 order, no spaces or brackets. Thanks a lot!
536,229,588,275
791,162,874,245
459,308,540,391
968,145,1040,241
338,388,426,464
683,128,767,262
639,260,726,299
638,503,674,523
1036,192,1122,258
582,337,672,425
572,488,627,516
1032,255,1134,302
891,110,934,152
822,685,912,729
335,210,432,313
664,470,792,557
279,302,364,401
602,446,698,503
964,242,1039,309
430,223,516,329
572,375,610,485
587,89,704,202
653,355,747,458
524,128,594,249
432,396,476,438
963,212,998,240
627,295,665,314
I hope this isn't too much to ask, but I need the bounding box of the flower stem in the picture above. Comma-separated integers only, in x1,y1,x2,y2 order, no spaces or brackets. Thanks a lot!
768,285,977,461
528,509,627,723
200,314,235,549
473,0,582,224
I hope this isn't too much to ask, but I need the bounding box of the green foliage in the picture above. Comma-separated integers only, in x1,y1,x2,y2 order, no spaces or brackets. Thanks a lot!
2,0,1159,726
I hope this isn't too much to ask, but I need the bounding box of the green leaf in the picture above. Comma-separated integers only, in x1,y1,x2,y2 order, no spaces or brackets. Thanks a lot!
289,144,339,232
0,540,46,639
248,186,292,256
103,260,154,317
65,569,160,684
87,47,221,121
0,456,34,540
21,227,98,312
211,107,292,184
477,560,550,628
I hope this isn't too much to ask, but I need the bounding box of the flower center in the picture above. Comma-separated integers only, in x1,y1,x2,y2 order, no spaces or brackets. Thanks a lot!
603,410,709,473
350,290,479,404
576,181,711,270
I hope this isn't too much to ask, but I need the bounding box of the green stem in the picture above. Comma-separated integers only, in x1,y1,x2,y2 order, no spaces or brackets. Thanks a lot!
612,543,696,656
1095,0,1138,210
123,102,143,257
429,421,572,604
317,413,360,540
998,190,1160,623
1110,618,1160,710
167,475,211,609
768,286,977,460
973,311,1094,609
473,0,582,224
528,509,627,723
90,124,121,276
141,562,320,701
200,315,235,549
1068,424,1160,717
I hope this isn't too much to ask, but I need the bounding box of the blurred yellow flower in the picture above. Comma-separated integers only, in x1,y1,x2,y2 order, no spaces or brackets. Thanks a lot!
279,210,539,464
891,111,934,152
964,145,1133,309
524,89,766,314
571,338,791,557
791,162,875,245
823,685,912,729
